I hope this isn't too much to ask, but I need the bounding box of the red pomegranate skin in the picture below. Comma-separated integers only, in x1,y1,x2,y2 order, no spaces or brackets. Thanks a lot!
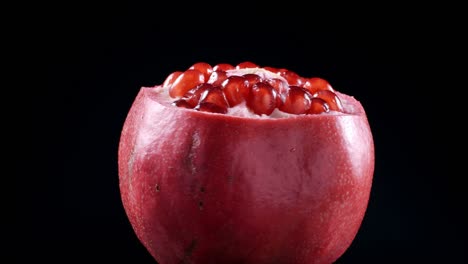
118,87,374,264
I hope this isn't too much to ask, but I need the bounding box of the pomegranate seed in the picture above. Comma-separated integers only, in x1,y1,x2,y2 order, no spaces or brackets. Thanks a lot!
236,61,259,69
222,76,249,107
181,83,213,107
303,77,334,95
267,78,289,96
312,90,343,112
199,86,229,110
244,74,262,87
263,66,280,74
163,71,183,87
169,70,205,98
278,69,304,86
189,62,213,80
279,86,312,114
247,82,278,116
297,77,307,86
213,63,235,72
207,70,228,86
172,99,193,109
195,102,228,114
308,98,330,114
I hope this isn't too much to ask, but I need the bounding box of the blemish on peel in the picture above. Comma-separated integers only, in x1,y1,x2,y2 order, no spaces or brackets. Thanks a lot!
127,145,137,197
128,145,137,178
180,239,198,264
187,131,201,175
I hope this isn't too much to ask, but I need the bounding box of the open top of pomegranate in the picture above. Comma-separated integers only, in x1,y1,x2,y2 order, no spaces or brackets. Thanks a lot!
119,61,374,264
150,61,364,118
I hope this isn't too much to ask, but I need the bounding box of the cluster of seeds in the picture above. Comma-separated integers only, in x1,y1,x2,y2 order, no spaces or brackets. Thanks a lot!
163,62,343,116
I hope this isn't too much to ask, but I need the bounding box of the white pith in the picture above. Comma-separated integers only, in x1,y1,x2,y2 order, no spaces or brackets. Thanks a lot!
152,68,357,118
225,68,287,81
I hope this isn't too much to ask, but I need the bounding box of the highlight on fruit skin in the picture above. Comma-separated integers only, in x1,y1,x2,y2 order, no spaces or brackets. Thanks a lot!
161,62,344,116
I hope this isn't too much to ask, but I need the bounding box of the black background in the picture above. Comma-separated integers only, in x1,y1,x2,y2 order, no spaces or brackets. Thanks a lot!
29,3,465,263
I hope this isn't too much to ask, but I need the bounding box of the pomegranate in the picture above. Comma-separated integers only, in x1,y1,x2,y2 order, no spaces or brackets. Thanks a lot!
118,62,375,264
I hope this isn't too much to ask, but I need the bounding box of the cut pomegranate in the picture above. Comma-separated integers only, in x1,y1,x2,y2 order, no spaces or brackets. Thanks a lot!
119,61,374,264
161,62,348,117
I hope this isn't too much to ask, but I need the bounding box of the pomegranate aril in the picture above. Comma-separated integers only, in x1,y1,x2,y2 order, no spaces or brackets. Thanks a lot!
172,99,193,109
278,69,304,86
169,69,205,98
213,63,235,72
199,86,229,110
267,78,289,97
207,70,228,86
308,98,330,114
247,82,278,116
195,102,228,114
182,83,213,107
163,71,183,87
312,90,343,112
263,66,280,74
189,62,213,80
279,86,311,115
244,74,262,87
236,61,258,69
303,77,334,95
222,76,249,107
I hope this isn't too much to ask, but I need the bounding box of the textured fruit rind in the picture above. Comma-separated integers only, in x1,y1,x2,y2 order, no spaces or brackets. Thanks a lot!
118,87,374,264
